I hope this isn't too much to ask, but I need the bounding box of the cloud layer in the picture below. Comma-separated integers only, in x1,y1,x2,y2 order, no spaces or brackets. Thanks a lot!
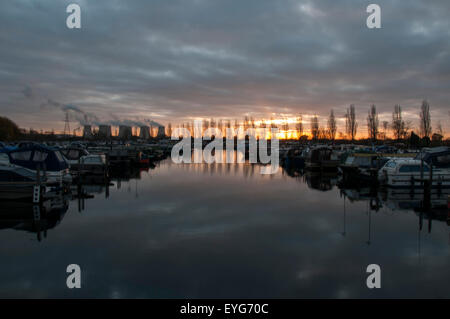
0,0,449,135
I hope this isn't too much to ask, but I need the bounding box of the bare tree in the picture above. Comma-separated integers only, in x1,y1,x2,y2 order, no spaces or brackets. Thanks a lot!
318,128,327,140
436,120,443,136
186,122,193,136
270,116,277,128
367,104,379,141
419,100,432,138
310,115,319,140
345,104,358,140
382,121,389,140
392,104,405,140
403,120,412,139
327,109,337,141
282,119,289,132
244,116,250,130
296,115,303,137
217,119,223,135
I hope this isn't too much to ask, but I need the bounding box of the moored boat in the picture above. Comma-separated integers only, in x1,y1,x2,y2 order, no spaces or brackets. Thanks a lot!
378,158,450,188
304,146,340,172
3,144,72,185
339,153,389,186
0,152,46,201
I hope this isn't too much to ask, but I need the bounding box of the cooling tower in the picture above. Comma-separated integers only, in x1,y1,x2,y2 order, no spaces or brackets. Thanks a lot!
118,125,132,139
157,126,166,138
139,126,151,139
83,125,93,139
98,125,112,138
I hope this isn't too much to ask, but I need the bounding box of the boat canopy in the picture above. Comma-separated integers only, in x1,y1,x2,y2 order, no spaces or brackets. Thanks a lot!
308,146,332,162
6,145,68,172
0,146,18,153
415,147,450,168
60,147,89,161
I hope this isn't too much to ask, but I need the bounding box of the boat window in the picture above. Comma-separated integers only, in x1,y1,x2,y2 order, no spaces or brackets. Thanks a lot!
10,151,32,161
385,161,396,168
68,150,80,159
33,151,48,162
436,155,450,165
399,165,429,173
0,153,9,161
83,157,101,164
415,153,425,160
356,157,371,166
55,151,66,163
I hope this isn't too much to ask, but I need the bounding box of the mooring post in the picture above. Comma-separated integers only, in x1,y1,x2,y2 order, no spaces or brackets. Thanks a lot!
78,156,81,180
36,164,40,185
422,161,433,213
423,180,431,212
429,162,433,186
33,164,41,204
43,163,47,183
428,213,432,234
420,156,424,186
77,181,82,213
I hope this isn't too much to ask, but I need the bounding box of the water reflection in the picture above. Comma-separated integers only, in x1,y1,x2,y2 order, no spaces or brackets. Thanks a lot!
0,159,449,298
0,194,69,242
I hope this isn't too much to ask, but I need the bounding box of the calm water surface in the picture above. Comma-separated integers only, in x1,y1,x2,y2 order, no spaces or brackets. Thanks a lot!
0,160,449,298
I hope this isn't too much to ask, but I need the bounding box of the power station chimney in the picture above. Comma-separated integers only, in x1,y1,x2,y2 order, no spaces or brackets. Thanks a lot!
139,126,151,139
157,126,166,138
98,125,112,138
83,125,93,139
118,125,132,140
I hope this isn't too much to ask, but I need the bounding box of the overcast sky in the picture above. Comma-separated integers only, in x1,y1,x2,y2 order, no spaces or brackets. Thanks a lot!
0,0,449,136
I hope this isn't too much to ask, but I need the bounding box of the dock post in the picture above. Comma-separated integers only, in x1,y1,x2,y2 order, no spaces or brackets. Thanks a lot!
43,163,47,183
420,157,424,186
423,180,431,212
77,156,81,181
33,205,42,242
33,165,41,204
33,185,41,204
429,163,433,187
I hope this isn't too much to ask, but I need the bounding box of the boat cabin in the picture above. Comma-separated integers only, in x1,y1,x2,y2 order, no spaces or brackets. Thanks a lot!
6,145,69,172
382,159,430,174
60,147,90,163
416,147,450,169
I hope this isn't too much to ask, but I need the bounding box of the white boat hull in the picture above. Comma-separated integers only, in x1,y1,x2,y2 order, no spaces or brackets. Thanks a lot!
379,170,450,188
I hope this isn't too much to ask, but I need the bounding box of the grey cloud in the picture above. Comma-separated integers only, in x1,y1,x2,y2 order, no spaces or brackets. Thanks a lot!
0,0,449,134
